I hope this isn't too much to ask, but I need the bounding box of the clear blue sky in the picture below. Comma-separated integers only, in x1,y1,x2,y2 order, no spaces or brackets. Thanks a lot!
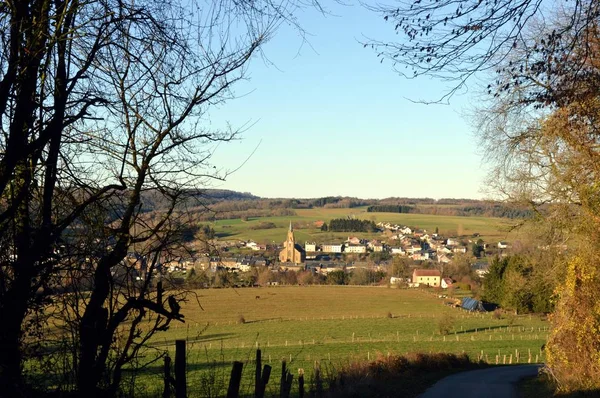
207,3,489,200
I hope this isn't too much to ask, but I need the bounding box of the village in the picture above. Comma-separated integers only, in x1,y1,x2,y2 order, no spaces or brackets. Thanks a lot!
145,220,511,290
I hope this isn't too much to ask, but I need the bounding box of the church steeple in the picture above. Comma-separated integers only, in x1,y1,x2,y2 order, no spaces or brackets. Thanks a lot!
279,220,305,264
287,221,295,245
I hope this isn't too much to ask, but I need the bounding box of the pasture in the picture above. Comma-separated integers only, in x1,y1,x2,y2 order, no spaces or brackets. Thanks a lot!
136,286,549,396
211,207,515,245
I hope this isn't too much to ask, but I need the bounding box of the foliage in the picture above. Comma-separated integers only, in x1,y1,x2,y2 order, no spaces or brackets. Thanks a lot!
546,254,600,392
483,254,558,314
367,205,415,213
349,268,387,285
249,222,277,230
437,314,455,335
325,352,481,398
326,270,349,285
369,251,392,264
328,218,378,233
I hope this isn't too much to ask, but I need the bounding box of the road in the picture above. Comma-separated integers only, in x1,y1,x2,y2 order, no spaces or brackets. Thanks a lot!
420,364,542,398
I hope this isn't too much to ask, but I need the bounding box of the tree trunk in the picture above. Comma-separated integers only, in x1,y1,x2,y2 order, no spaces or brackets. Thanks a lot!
0,271,33,397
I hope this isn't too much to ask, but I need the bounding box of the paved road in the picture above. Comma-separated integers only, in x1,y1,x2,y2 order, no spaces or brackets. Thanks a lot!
420,365,542,398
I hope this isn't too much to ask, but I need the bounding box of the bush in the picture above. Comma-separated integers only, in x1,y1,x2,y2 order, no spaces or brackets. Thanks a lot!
249,221,277,230
386,311,393,319
237,314,246,324
438,314,455,335
493,309,502,320
325,352,480,397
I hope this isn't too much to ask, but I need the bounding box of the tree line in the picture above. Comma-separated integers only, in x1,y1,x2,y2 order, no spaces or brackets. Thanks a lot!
322,219,378,232
367,205,415,213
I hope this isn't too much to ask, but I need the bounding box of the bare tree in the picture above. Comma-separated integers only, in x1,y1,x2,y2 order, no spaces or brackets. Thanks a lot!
365,0,600,101
0,0,321,395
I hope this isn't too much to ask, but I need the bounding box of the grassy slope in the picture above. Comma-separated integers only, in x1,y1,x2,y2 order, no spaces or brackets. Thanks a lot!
212,207,515,245
134,286,549,397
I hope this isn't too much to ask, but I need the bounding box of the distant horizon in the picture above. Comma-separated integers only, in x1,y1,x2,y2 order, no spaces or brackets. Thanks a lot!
201,188,497,202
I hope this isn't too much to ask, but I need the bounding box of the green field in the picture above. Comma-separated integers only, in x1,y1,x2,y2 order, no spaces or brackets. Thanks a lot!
135,286,549,396
212,207,515,245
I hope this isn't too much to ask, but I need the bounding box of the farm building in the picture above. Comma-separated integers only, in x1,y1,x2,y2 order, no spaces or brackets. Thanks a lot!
461,297,486,312
412,269,441,287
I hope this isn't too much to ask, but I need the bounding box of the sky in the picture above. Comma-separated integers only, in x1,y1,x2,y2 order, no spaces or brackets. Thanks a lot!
206,3,491,200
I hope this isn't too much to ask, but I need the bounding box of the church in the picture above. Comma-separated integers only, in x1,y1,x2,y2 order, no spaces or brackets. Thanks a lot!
279,222,306,263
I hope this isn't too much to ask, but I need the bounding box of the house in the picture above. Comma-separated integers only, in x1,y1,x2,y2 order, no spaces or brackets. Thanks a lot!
345,244,367,253
305,242,317,252
391,247,406,255
437,254,452,264
369,240,384,252
438,246,453,254
447,238,460,247
407,244,422,255
313,220,325,228
400,227,413,234
472,262,490,277
498,241,509,249
441,278,454,289
390,276,408,285
453,246,467,254
346,236,361,245
245,241,258,249
322,243,344,253
412,269,442,287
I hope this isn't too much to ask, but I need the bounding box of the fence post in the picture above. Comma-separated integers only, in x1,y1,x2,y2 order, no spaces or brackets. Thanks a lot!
314,362,323,398
280,360,287,398
227,361,244,398
255,349,262,398
255,349,271,398
175,340,186,398
280,360,294,398
163,355,172,398
298,369,305,398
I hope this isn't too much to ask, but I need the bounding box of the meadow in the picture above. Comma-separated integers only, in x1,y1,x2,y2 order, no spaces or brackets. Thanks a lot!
135,286,549,396
211,207,515,245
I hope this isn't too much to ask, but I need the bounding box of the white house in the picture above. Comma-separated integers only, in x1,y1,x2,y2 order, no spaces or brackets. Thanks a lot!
498,241,509,249
438,254,452,264
322,243,344,253
400,227,413,234
345,244,367,253
305,242,317,252
447,238,460,246
391,247,406,255
441,278,454,289
390,276,407,285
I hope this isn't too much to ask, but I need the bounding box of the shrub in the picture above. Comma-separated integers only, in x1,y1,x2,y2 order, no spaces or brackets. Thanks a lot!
437,314,455,335
493,309,502,320
237,314,246,324
325,352,479,397
386,311,393,319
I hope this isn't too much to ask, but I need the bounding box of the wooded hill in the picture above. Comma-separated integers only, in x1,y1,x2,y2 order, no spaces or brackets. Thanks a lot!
137,190,534,221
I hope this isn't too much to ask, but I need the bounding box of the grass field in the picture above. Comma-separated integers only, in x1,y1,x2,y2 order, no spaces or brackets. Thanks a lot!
212,207,515,245
133,286,549,397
